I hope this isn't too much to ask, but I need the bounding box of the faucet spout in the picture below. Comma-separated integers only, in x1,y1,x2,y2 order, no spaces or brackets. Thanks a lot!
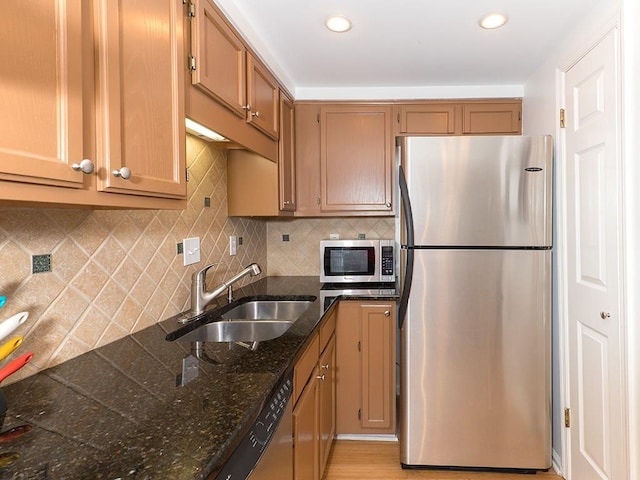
188,263,262,317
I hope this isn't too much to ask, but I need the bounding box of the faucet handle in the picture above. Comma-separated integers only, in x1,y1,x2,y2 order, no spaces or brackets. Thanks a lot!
192,262,221,284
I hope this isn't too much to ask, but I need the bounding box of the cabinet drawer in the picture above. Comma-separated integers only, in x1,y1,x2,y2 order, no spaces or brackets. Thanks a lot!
294,333,320,403
319,310,336,352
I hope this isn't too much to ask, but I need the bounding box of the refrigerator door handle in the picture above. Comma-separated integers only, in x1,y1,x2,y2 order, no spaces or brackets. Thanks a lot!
398,165,415,329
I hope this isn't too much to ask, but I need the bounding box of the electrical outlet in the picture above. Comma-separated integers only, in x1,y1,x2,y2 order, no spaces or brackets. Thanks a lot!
329,233,339,240
183,237,201,266
229,235,237,256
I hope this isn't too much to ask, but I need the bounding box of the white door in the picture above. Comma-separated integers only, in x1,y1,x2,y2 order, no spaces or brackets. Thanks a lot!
564,28,627,480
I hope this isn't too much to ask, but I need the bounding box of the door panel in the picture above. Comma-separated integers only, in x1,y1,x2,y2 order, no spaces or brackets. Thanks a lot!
565,27,626,480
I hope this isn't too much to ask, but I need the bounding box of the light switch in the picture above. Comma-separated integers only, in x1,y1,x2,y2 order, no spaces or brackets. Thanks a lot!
183,237,201,266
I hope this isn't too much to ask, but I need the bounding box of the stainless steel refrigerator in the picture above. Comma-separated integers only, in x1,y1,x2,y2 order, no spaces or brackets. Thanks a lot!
397,136,553,471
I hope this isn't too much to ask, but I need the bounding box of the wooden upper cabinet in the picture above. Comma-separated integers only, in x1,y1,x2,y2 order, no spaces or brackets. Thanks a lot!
294,103,322,216
320,105,393,213
395,100,522,136
247,54,280,139
398,104,456,134
462,102,522,134
94,0,186,199
189,0,279,140
0,0,85,188
279,93,296,211
190,0,246,117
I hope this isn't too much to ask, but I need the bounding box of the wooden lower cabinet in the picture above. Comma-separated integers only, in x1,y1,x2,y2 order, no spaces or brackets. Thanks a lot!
293,310,336,480
335,301,396,435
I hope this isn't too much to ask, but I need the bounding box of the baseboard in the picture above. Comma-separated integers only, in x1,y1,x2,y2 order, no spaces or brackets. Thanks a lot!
552,448,564,477
335,434,398,442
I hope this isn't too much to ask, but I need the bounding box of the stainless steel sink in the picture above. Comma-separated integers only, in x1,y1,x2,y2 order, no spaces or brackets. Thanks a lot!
176,319,294,343
171,299,314,343
221,300,313,321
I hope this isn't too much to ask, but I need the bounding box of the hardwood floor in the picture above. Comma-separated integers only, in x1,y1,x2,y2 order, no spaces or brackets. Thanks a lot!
322,441,564,480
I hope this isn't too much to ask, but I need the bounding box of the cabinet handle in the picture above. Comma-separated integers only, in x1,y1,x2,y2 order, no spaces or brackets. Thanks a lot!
600,311,611,319
384,311,390,317
283,201,292,206
252,111,261,118
71,159,95,175
316,374,325,381
112,167,132,180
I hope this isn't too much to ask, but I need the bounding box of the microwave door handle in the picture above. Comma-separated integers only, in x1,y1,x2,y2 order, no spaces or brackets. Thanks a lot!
398,165,414,329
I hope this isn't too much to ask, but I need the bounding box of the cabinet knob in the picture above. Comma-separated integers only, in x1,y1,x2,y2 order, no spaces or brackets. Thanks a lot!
321,363,330,370
385,202,391,208
316,374,325,381
112,167,132,180
71,159,95,175
243,104,252,111
384,311,390,317
252,111,261,118
600,311,611,319
283,201,292,206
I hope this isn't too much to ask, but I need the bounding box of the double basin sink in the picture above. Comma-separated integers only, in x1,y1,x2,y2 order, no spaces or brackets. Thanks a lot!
166,296,316,344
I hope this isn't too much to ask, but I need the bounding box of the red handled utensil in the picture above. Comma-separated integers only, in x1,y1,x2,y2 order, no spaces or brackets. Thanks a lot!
0,424,32,443
0,352,33,384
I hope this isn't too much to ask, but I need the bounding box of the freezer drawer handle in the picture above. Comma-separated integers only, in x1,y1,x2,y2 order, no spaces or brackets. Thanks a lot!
600,311,611,319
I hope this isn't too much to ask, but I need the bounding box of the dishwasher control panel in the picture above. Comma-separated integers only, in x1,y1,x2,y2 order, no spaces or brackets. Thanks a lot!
214,372,293,480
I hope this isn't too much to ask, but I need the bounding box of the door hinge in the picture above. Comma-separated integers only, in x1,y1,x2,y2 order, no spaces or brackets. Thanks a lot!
357,340,361,352
316,196,321,206
185,168,190,182
357,408,361,420
564,407,571,428
187,0,195,17
560,108,566,129
316,113,320,123
189,56,197,71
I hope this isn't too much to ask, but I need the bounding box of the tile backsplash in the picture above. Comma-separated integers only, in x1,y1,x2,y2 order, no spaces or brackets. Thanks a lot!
0,135,395,383
266,217,395,276
0,136,266,382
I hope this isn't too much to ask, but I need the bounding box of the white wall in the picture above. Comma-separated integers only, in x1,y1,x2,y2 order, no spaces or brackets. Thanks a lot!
621,1,640,477
522,0,640,478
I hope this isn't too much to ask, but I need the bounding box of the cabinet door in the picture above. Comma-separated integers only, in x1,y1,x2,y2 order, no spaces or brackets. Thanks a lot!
398,104,456,134
320,105,393,212
279,93,296,212
336,301,396,435
0,0,85,188
462,102,522,134
94,0,186,198
293,373,319,480
360,303,395,431
318,335,336,477
190,0,246,118
294,104,322,216
247,54,279,140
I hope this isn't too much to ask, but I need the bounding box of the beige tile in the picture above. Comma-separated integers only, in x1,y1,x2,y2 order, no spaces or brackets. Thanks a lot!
72,306,111,348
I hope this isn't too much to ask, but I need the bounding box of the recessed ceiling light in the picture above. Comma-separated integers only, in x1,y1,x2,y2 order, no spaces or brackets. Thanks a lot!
479,12,509,29
326,15,352,33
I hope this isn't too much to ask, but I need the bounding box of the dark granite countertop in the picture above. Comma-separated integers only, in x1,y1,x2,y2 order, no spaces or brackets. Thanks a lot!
0,276,398,480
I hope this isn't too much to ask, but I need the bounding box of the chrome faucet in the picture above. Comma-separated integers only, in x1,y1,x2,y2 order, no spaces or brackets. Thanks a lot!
190,263,262,315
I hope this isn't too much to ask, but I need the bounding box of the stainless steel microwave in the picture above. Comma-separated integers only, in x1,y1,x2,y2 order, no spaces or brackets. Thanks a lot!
319,239,395,283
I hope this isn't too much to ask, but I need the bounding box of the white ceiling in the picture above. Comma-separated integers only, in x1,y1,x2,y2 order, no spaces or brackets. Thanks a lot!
213,0,603,98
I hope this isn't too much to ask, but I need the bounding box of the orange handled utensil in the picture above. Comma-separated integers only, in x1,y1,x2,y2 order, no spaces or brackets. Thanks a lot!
0,352,33,384
0,337,22,362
